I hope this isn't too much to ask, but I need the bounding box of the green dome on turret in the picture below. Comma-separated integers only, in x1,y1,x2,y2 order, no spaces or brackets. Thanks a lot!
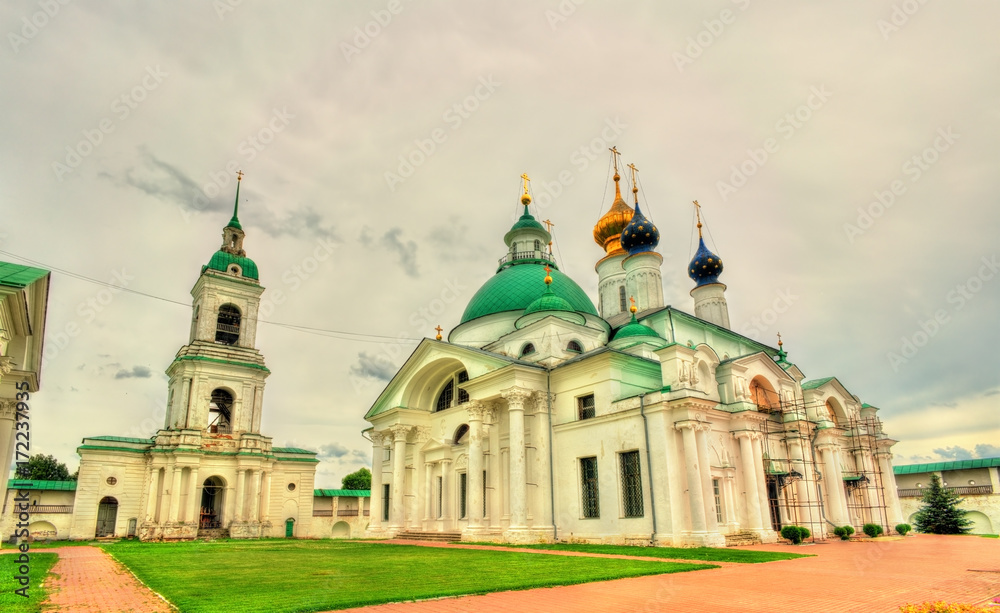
203,251,259,280
613,313,661,341
461,263,597,323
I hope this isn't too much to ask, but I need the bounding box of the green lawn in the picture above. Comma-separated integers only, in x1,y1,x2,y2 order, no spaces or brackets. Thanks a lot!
0,552,58,613
458,542,811,563
102,540,716,612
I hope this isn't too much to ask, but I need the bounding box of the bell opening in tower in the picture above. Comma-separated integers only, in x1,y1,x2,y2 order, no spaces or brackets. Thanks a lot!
215,304,241,345
208,388,233,434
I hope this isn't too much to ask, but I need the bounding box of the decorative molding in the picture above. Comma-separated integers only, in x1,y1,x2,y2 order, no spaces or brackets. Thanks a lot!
500,386,532,411
388,424,413,443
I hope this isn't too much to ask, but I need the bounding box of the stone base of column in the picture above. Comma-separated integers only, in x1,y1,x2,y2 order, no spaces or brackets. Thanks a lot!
501,527,554,544
229,521,263,539
158,522,198,541
139,522,163,541
364,526,394,539
676,530,727,548
749,528,779,544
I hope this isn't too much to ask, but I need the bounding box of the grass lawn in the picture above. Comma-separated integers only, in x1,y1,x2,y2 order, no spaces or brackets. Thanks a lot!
459,542,811,563
0,552,58,613
102,539,716,612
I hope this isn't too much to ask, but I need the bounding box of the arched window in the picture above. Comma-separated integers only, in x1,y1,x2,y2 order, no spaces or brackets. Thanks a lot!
534,239,541,251
215,304,241,345
208,389,234,433
749,377,779,412
825,399,840,426
567,340,583,353
436,370,470,411
520,343,535,357
453,424,469,444
618,286,627,312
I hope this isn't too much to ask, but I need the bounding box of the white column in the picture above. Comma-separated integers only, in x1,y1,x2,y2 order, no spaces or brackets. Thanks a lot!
186,466,200,525
146,467,161,522
248,470,260,522
723,472,738,530
234,468,246,522
677,422,707,533
736,432,764,530
260,471,271,523
833,447,852,522
750,433,771,530
695,424,719,534
533,394,553,531
410,432,427,530
876,452,904,526
467,403,486,532
423,462,434,524
489,412,502,529
369,432,384,530
503,388,531,531
820,445,848,525
440,458,453,529
389,425,410,530
168,464,183,522
787,438,812,528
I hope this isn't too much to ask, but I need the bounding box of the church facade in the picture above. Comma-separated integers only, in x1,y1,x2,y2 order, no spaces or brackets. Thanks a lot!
364,163,905,546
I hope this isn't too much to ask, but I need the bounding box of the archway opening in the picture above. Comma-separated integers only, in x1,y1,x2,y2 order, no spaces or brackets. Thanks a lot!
332,521,351,538
215,304,241,345
200,477,225,529
209,389,234,434
285,518,296,538
749,376,779,412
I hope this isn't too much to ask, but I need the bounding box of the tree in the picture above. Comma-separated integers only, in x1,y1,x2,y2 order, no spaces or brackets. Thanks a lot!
14,454,74,481
341,467,371,490
913,474,973,534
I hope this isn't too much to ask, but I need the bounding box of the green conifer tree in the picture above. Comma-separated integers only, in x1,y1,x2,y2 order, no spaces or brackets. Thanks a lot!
912,474,973,534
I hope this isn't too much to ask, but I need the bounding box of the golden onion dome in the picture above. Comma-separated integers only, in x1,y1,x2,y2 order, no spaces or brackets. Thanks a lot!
593,172,634,256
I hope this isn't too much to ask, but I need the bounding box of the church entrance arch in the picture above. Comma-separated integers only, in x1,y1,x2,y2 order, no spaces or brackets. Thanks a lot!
200,477,225,529
96,497,119,537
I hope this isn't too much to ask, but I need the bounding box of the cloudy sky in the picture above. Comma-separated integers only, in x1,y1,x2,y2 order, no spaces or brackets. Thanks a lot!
2,1,998,487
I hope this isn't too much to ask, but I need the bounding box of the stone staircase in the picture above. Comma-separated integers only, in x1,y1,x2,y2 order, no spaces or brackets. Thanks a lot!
725,530,762,547
197,528,230,540
394,531,462,543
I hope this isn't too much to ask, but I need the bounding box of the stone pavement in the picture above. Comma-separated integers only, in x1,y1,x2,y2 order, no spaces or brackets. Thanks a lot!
1,545,171,613
337,535,1000,613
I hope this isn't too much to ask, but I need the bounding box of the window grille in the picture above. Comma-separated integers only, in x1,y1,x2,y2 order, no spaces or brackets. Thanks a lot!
567,340,583,353
457,370,470,404
620,451,643,517
436,380,454,411
459,473,467,519
618,286,627,312
578,394,595,420
520,343,535,357
713,478,723,523
581,457,600,518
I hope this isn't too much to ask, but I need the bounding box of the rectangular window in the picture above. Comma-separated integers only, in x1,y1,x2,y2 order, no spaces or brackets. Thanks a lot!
483,470,487,517
620,450,643,518
437,476,443,518
459,473,468,519
578,394,596,421
619,286,628,312
713,478,723,524
580,456,600,518
382,483,390,521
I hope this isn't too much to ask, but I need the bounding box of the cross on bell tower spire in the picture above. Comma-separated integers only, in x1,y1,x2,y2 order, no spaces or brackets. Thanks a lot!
221,171,247,257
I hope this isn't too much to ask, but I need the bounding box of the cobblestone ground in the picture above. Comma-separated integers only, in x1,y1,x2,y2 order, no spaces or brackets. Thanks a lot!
335,535,1000,613
1,546,172,613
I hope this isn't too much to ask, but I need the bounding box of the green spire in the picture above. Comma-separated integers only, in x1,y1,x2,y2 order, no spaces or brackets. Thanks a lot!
227,171,243,230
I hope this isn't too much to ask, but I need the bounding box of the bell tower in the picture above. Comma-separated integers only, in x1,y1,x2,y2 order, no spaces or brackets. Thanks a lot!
164,172,270,436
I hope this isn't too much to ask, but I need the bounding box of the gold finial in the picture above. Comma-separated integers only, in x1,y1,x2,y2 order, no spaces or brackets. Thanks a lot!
236,169,244,182
629,295,637,314
435,325,443,341
520,173,532,206
609,147,623,199
627,163,639,204
693,200,703,238
543,265,552,285
777,332,783,348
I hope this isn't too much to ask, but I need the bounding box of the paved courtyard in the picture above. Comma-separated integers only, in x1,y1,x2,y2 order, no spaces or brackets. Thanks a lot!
2,534,996,612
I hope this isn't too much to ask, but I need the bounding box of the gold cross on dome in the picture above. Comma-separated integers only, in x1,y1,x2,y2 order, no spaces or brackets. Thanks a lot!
236,170,244,182
777,332,783,348
609,146,621,172
542,219,554,232
434,325,443,340
629,296,636,307
693,200,703,236
627,163,639,201
544,265,551,275
521,173,530,194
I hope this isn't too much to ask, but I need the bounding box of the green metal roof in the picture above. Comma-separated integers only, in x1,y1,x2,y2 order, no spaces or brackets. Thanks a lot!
842,475,865,482
894,457,1000,475
273,447,317,455
461,263,597,323
0,262,49,288
7,479,77,491
800,377,835,390
523,286,575,315
203,250,259,280
86,436,154,444
314,489,371,497
613,314,661,341
507,211,545,233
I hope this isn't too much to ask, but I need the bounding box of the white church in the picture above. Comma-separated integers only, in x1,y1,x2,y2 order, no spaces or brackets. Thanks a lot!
363,156,905,546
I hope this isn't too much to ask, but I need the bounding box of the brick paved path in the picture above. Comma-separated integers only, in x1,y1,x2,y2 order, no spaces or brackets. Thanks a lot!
337,535,1000,613
5,546,172,613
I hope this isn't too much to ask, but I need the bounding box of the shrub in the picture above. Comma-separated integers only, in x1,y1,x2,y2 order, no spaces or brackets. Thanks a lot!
833,525,855,540
896,523,912,536
863,523,884,538
799,527,811,540
780,525,803,544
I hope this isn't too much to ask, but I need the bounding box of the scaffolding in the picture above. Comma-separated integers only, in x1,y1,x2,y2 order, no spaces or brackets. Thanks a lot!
842,414,889,532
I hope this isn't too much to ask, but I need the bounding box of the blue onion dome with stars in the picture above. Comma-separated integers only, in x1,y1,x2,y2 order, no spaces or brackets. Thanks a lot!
688,202,723,286
620,201,660,255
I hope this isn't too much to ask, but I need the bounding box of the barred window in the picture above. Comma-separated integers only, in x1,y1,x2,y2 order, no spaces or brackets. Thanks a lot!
435,370,471,411
567,340,583,353
459,473,467,519
618,286,627,312
382,484,390,521
457,370,470,404
578,394,595,420
436,380,454,411
620,451,643,517
520,343,535,357
713,478,723,524
580,457,600,518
